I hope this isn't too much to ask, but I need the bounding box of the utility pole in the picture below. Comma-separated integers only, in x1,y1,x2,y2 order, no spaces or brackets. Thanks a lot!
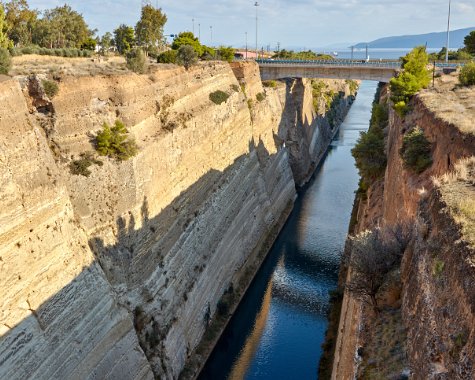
198,23,201,42
192,18,195,35
255,2,259,59
277,41,280,54
245,31,248,59
210,25,213,46
445,0,451,63
351,46,354,60
365,44,369,61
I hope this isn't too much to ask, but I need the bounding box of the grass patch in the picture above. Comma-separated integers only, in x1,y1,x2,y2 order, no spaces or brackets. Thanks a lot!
437,157,475,247
209,90,229,105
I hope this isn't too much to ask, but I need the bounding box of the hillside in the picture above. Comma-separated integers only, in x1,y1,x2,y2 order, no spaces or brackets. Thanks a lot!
354,27,475,49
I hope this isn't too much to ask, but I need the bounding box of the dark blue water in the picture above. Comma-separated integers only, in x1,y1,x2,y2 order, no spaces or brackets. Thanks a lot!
199,81,377,380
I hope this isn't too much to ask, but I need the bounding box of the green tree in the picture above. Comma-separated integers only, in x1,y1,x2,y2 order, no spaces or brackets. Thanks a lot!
464,31,475,56
217,46,234,62
39,5,92,48
135,5,167,53
172,32,203,56
81,37,96,51
390,46,430,115
0,4,13,48
114,24,135,54
96,120,138,160
4,0,38,46
176,44,198,70
126,48,146,74
99,32,113,55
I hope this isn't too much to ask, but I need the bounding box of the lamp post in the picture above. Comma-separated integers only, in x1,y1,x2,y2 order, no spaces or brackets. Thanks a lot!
198,23,201,42
445,0,451,63
254,2,259,59
245,31,248,59
210,25,213,46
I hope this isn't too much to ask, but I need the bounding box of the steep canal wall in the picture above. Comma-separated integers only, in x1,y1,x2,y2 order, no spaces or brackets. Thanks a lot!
332,75,475,379
0,60,356,379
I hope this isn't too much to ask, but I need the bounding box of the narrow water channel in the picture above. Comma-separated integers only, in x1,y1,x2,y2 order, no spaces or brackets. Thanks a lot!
199,81,377,380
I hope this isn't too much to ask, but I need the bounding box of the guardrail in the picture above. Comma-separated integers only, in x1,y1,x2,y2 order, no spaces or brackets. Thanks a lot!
256,59,467,69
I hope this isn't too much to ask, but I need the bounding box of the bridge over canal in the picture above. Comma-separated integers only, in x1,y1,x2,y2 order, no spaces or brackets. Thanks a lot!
257,59,401,82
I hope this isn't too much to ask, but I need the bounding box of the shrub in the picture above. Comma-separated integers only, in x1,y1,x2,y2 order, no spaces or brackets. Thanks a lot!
157,50,177,64
399,126,432,173
256,92,266,102
69,152,103,177
96,120,139,160
42,80,59,98
176,44,198,70
262,80,277,88
352,92,388,186
230,84,240,92
459,62,475,86
209,90,229,105
126,48,147,74
217,299,229,316
0,48,11,75
216,46,234,62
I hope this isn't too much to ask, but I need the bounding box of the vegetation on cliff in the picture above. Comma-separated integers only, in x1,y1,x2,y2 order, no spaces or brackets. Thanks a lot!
459,62,475,86
272,49,333,60
390,46,430,116
176,45,198,70
399,126,432,173
96,120,138,160
126,48,147,74
0,47,11,74
209,90,230,105
352,84,388,190
464,31,475,56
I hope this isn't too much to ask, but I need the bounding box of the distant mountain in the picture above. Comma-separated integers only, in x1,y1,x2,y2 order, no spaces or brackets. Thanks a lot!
354,27,475,49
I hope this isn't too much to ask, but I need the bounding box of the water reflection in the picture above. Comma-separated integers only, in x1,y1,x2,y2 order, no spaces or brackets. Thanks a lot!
199,82,377,380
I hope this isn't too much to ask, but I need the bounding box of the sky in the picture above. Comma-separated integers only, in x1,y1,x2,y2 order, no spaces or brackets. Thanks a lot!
28,0,475,49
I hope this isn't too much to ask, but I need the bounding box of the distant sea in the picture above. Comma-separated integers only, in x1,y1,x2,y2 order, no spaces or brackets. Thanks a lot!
317,48,440,60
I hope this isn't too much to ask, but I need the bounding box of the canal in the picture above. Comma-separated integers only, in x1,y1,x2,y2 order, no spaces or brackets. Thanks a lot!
199,81,377,379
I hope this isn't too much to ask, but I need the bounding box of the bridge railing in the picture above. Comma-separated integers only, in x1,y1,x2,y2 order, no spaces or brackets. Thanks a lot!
256,59,402,68
256,59,468,69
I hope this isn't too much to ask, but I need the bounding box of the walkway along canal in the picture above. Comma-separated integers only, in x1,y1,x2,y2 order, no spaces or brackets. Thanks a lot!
199,81,378,380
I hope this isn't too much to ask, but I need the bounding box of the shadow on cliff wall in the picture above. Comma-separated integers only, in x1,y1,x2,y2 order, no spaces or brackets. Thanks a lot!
0,136,292,379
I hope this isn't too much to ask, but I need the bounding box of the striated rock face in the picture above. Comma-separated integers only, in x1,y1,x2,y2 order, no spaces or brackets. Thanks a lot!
0,61,354,379
0,80,153,380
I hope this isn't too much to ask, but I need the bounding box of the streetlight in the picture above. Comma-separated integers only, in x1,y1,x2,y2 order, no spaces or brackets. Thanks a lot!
445,0,451,63
192,18,195,35
245,31,248,59
210,25,213,46
198,23,201,42
254,2,259,59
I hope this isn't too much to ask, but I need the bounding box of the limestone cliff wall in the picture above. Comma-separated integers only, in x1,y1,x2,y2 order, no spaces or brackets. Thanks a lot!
333,81,475,379
1,61,354,379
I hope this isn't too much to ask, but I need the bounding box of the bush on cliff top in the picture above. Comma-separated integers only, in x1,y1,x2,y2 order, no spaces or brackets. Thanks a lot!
42,79,59,98
399,126,432,174
459,62,475,86
96,120,138,161
126,48,147,74
0,47,11,75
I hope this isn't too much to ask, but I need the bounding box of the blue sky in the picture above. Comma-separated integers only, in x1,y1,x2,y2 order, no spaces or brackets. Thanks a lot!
29,1,475,49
